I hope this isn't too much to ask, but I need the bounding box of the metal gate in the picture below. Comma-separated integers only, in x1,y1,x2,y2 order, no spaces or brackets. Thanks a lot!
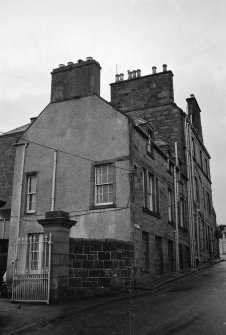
12,234,52,304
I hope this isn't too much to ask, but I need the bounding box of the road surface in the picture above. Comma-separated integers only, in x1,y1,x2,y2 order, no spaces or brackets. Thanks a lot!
30,260,226,334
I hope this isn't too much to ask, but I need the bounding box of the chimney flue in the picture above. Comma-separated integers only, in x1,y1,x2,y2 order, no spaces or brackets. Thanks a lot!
152,66,157,74
128,70,132,80
119,73,124,81
132,70,136,79
30,117,37,123
163,64,167,72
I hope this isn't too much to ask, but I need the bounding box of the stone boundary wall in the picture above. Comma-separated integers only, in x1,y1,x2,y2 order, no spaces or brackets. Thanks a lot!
68,238,134,297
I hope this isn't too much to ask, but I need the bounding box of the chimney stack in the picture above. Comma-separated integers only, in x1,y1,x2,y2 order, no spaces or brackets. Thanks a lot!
163,64,167,72
115,74,120,82
152,66,157,74
127,70,132,80
119,73,124,81
51,57,101,103
132,70,136,79
137,69,141,77
186,94,203,140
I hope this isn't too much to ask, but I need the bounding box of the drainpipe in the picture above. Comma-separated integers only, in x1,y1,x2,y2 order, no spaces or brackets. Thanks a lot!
3,218,6,239
196,208,200,259
16,143,27,241
174,142,180,271
51,150,57,211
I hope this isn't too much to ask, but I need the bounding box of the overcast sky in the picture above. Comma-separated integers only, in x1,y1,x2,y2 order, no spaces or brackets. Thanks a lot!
1,0,226,225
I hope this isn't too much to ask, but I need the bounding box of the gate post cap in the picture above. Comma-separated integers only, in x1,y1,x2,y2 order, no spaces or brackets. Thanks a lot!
45,211,69,219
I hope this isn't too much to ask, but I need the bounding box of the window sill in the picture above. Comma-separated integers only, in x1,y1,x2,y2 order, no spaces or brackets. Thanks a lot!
90,203,116,210
25,211,36,216
142,207,161,219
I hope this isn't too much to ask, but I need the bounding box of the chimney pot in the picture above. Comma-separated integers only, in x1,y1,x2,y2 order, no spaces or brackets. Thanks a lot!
132,70,136,79
67,62,74,66
59,64,65,68
152,66,157,74
128,70,132,80
119,73,124,81
115,74,120,82
86,56,93,61
163,64,167,72
190,94,195,98
30,117,37,123
137,69,141,77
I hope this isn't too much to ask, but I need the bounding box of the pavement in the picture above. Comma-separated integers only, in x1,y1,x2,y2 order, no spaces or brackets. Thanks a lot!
0,258,224,335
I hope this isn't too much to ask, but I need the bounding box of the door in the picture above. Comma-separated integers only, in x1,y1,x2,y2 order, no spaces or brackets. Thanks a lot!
141,231,149,269
155,236,163,275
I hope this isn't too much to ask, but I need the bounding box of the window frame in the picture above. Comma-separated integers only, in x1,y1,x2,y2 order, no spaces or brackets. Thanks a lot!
26,173,37,214
168,188,174,223
27,233,44,273
142,169,160,216
91,162,116,209
141,231,150,270
192,138,196,159
194,176,200,204
178,197,188,230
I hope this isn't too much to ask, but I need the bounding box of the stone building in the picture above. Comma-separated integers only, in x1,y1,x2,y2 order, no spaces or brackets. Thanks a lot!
218,225,226,256
0,124,29,285
2,57,218,300
185,96,218,265
110,65,218,268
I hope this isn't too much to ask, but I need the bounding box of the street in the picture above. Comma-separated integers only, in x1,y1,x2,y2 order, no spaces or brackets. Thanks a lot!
29,260,226,335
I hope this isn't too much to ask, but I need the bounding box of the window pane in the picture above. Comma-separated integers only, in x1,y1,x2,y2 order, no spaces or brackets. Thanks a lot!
102,185,110,202
102,172,108,183
102,165,107,174
107,165,113,182
27,175,37,212
28,194,36,211
29,176,36,193
148,174,153,211
95,166,102,184
95,164,113,205
96,185,103,203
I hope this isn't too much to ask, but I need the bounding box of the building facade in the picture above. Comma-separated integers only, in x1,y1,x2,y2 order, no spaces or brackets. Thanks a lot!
2,58,218,299
218,225,226,256
0,124,29,286
110,65,218,268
